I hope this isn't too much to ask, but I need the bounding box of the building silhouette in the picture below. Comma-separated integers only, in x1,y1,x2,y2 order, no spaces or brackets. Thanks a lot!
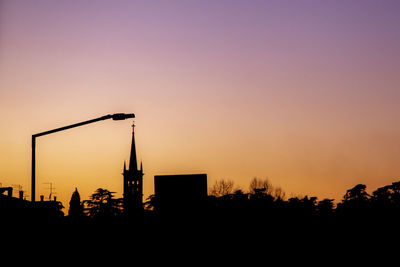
154,174,207,214
123,123,143,215
0,186,63,218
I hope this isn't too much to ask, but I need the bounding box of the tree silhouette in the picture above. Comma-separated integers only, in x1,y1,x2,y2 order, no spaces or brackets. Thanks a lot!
343,184,370,202
84,188,122,218
273,186,286,201
144,194,157,211
249,177,272,195
68,187,84,217
317,198,335,217
371,181,400,218
337,184,370,217
287,196,318,218
209,179,235,197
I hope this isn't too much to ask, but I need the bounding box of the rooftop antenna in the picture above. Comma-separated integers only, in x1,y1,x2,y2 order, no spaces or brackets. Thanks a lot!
43,182,56,201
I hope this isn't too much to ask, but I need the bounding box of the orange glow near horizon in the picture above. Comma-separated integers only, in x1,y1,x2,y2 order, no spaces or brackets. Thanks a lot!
1,0,400,212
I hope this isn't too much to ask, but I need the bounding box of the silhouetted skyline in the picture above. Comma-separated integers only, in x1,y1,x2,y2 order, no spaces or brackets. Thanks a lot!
4,175,400,230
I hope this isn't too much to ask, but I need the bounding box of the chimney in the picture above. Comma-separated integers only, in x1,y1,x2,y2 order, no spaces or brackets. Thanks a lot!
19,190,24,200
40,195,44,202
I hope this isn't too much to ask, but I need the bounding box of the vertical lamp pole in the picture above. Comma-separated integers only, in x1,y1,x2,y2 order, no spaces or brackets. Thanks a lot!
31,113,135,202
32,136,36,202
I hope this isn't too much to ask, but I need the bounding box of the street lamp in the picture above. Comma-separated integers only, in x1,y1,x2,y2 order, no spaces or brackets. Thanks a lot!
31,113,135,202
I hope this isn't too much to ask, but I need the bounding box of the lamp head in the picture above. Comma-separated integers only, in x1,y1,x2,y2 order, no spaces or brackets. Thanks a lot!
111,113,135,120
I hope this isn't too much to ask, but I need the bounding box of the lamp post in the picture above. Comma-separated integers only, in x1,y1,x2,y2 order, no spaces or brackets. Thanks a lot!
31,113,135,202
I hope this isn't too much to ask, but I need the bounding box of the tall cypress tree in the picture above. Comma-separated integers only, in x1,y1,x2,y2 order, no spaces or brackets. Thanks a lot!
68,187,84,217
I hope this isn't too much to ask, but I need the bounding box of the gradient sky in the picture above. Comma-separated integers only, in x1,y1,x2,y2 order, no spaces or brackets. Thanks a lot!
1,0,400,210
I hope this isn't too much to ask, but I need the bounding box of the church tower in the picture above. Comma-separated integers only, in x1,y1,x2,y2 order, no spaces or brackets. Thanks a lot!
123,123,143,215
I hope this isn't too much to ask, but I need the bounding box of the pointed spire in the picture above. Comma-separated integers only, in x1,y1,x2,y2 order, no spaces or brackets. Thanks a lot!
129,122,138,172
140,161,143,172
123,161,126,172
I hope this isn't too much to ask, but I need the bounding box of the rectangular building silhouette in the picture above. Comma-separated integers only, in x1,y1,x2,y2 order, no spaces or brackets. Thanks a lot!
154,174,207,214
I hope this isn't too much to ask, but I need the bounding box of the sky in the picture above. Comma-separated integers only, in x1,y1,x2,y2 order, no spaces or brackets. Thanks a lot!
1,0,400,211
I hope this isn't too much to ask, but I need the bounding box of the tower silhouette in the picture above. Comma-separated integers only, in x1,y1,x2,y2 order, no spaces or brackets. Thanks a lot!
123,123,143,215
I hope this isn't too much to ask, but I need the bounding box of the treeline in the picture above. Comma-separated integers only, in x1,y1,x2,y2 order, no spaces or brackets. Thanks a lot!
206,177,331,221
204,178,400,223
